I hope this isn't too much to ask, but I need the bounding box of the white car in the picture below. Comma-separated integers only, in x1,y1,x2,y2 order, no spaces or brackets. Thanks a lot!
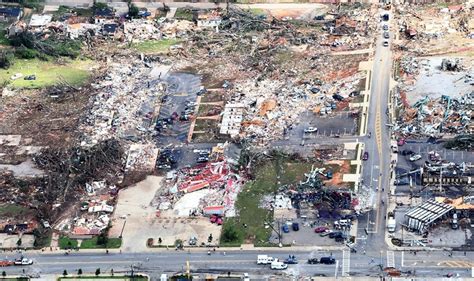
14,258,33,266
243,273,250,281
409,154,422,162
304,127,318,133
270,260,288,270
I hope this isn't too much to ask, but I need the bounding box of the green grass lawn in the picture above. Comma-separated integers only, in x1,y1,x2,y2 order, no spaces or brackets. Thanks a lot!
220,156,314,246
0,204,32,218
59,237,121,249
174,8,193,21
80,237,122,249
0,30,10,46
0,58,91,89
131,39,180,54
59,236,79,249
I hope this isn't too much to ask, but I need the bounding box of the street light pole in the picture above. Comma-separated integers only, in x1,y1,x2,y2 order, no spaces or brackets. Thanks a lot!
119,220,126,239
264,219,282,246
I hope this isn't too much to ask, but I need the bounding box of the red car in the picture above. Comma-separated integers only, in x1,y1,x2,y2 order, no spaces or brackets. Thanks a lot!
314,226,329,233
397,138,406,146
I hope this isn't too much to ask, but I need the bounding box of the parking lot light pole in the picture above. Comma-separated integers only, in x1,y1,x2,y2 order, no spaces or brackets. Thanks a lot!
119,220,126,239
264,220,282,247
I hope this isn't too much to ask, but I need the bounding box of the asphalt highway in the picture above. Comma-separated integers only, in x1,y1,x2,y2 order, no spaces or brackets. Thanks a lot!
3,250,474,279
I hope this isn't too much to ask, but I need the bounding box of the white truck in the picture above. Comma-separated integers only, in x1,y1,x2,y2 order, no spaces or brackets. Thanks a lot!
387,215,396,233
257,255,274,265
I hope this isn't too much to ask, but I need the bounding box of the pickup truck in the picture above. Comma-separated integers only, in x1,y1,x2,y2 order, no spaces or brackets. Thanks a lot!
14,258,33,266
270,260,288,270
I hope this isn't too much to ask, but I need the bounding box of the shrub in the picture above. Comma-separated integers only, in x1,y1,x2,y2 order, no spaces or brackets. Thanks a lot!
0,51,15,69
15,47,39,59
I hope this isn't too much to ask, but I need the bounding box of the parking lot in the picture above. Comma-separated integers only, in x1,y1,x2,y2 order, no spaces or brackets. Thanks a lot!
270,217,349,247
286,111,357,142
109,176,221,251
395,140,474,187
156,72,201,146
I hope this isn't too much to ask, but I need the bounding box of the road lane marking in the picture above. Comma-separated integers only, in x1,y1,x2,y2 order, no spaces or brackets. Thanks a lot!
38,261,132,265
386,251,395,268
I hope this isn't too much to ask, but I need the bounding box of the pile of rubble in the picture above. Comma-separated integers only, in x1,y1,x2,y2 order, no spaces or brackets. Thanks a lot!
158,159,244,218
396,92,473,137
396,3,473,55
79,59,165,147
124,19,161,42
268,166,358,217
226,72,364,144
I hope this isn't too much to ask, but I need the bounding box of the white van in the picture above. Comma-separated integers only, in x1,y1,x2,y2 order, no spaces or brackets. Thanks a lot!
270,260,288,270
257,255,274,264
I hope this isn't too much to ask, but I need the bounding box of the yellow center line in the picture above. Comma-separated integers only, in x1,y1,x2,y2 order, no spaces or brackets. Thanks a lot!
373,59,384,233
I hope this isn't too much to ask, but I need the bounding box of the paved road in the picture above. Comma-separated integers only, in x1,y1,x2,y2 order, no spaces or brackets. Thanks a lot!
3,250,474,279
358,9,393,255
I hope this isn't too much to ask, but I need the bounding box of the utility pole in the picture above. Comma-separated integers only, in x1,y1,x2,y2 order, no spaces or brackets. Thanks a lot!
439,166,443,193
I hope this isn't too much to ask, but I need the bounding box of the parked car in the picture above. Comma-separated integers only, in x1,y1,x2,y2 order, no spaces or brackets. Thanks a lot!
320,231,332,237
329,231,343,238
362,151,369,161
383,32,389,39
400,149,414,156
307,258,319,264
332,94,344,101
304,127,318,134
320,257,336,264
409,154,422,162
282,224,289,233
196,86,207,96
383,41,389,47
383,24,389,30
335,236,345,242
397,138,406,146
429,151,440,161
24,74,36,80
314,226,329,233
197,157,209,163
188,236,197,245
292,222,299,231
